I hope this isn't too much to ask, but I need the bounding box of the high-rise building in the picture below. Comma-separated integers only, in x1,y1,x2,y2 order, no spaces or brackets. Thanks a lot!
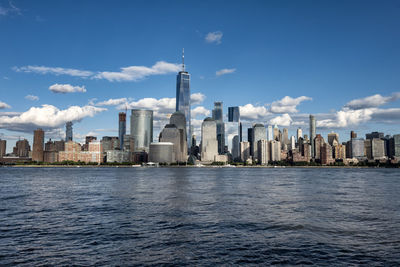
228,106,240,122
314,134,324,160
83,136,97,151
201,118,218,162
240,141,250,162
32,128,44,162
13,139,30,157
212,102,225,154
119,112,126,150
296,128,303,142
101,136,119,152
232,135,240,160
0,139,6,157
149,142,175,164
333,143,346,160
366,132,384,140
350,131,357,139
372,138,385,160
66,121,73,141
131,109,153,152
267,125,273,141
327,132,339,146
160,125,183,163
350,138,365,159
257,139,269,165
168,111,188,161
290,136,296,150
309,115,316,158
273,125,280,141
252,124,266,162
270,140,281,162
282,128,289,146
247,128,253,156
321,143,334,165
176,49,191,149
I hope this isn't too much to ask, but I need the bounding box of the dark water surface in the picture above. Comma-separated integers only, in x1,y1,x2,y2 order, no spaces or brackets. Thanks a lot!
1,167,400,266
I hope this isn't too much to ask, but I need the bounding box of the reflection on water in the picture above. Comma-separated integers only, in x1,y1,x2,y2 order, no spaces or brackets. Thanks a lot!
0,167,399,265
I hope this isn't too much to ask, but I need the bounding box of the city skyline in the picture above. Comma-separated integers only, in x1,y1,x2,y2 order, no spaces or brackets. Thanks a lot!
1,1,400,152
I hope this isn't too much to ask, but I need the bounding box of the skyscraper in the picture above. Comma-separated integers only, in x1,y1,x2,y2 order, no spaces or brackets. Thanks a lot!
131,109,153,152
266,125,272,141
176,49,191,149
212,102,225,154
327,132,339,146
32,128,44,162
201,117,218,161
0,139,6,157
228,106,240,122
118,112,126,150
66,121,73,141
296,128,303,142
309,115,316,158
252,124,266,162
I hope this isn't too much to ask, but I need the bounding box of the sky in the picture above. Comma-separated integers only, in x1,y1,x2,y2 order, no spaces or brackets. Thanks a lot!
1,0,400,153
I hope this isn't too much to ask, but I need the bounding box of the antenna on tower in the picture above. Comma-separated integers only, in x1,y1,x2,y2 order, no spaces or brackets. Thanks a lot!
182,48,185,72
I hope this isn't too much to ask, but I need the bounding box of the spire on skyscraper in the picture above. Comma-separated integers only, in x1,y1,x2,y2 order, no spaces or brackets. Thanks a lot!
182,48,185,72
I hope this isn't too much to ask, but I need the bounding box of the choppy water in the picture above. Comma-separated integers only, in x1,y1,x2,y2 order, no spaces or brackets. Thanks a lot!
0,167,400,266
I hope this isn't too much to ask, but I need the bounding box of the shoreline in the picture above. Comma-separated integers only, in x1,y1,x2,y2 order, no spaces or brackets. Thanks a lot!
2,165,396,169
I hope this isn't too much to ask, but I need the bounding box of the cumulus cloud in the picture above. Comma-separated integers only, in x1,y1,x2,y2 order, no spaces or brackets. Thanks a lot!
122,97,176,120
49,84,86,93
0,104,106,133
269,113,293,127
0,101,11,109
94,61,181,82
25,95,39,101
216,68,236,76
190,93,206,105
239,104,270,121
96,98,128,106
344,93,400,110
205,31,223,44
192,106,210,118
13,66,93,77
270,96,312,113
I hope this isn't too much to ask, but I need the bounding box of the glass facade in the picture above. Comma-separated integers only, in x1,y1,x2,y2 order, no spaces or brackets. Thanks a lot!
130,109,153,152
176,71,191,148
228,106,240,122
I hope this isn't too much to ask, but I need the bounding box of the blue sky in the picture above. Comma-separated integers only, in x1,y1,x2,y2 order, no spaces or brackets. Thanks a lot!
1,0,400,152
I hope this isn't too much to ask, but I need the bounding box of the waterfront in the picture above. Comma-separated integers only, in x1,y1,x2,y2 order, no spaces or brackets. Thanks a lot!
1,168,399,265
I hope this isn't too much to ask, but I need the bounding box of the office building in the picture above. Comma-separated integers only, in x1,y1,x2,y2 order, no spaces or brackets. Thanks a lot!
392,134,400,158
212,102,225,154
267,125,273,141
257,139,269,165
351,131,357,139
169,111,188,160
333,143,346,159
248,128,253,156
131,109,153,152
321,143,334,165
32,128,44,162
296,128,303,142
101,136,119,152
309,115,316,158
240,141,250,162
119,112,126,150
0,139,6,157
350,138,365,158
327,132,339,146
149,142,174,163
270,140,281,162
160,124,184,162
200,118,218,162
228,106,240,122
83,136,97,151
232,135,240,160
290,136,296,150
314,134,324,160
372,138,385,160
282,128,289,146
366,132,384,140
252,124,266,162
176,49,191,148
13,139,30,157
106,150,130,163
66,121,73,141
273,124,280,141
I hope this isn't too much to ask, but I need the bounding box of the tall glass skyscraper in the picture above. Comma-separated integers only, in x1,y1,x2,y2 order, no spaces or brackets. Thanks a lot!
131,109,153,152
213,102,225,154
309,115,316,158
228,106,240,122
176,49,191,149
66,121,73,141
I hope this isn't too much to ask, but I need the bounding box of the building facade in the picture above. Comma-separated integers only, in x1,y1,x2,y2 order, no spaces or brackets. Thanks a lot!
131,109,153,152
201,118,218,162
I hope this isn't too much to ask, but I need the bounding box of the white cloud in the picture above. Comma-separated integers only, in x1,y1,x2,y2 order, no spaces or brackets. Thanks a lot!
344,93,400,110
0,104,106,133
49,84,86,93
269,113,293,127
122,97,176,120
190,93,206,105
94,61,181,82
270,96,312,113
192,106,210,118
0,101,11,109
13,66,93,77
205,31,223,44
96,98,128,106
25,95,39,101
0,2,21,16
216,68,236,77
239,104,270,121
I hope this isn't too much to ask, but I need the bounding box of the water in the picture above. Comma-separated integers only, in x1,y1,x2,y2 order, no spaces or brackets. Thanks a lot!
1,167,399,266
